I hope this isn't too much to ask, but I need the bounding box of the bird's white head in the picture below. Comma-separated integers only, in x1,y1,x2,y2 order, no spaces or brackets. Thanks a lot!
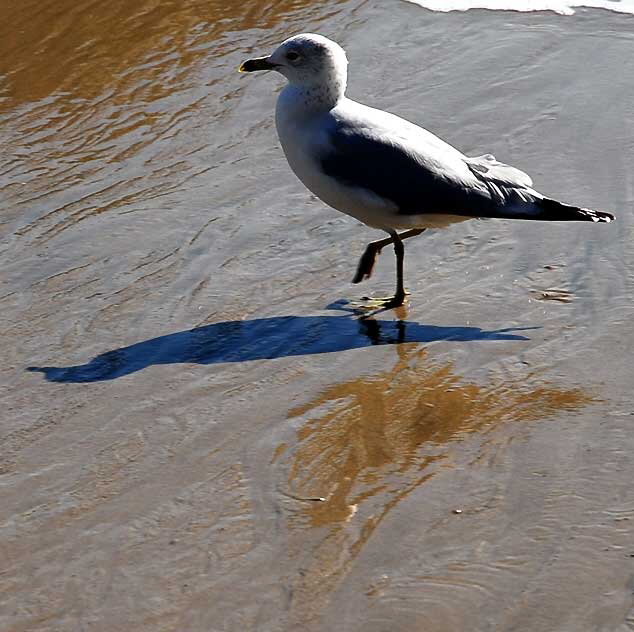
240,33,348,108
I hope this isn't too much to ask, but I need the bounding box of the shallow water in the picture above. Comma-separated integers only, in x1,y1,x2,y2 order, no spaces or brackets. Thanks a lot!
2,1,634,631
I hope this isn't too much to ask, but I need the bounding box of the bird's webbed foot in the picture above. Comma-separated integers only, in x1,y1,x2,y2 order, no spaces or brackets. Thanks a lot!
350,289,409,311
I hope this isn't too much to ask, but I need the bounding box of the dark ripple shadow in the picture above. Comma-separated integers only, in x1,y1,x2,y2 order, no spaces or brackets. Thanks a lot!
27,313,535,383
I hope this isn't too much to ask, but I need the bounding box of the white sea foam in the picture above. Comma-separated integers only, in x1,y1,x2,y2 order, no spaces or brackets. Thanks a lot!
403,0,634,15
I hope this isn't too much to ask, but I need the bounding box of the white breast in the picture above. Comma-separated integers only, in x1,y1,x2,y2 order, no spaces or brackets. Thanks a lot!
275,91,399,230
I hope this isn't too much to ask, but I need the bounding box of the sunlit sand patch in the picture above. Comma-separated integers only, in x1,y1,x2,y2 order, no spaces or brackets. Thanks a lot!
284,346,591,528
276,344,593,623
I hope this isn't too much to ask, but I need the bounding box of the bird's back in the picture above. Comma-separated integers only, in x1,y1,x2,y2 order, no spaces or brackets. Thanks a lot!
321,98,498,217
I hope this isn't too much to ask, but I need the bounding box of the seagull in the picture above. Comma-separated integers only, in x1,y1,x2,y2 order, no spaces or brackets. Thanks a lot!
239,33,614,309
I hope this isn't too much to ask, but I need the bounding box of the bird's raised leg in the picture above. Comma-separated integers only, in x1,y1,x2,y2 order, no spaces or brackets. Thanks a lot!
355,228,426,310
352,228,425,283
352,235,393,283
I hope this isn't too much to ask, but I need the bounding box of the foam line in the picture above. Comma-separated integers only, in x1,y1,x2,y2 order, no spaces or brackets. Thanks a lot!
403,0,634,15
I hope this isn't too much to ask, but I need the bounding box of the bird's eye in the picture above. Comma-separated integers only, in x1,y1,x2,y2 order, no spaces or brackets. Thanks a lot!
286,51,300,61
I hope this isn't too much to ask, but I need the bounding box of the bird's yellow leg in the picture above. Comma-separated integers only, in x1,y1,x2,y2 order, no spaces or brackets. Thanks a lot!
350,228,425,310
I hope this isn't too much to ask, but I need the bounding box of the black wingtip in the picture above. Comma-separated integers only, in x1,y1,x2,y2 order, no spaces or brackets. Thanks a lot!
539,198,616,223
578,208,615,223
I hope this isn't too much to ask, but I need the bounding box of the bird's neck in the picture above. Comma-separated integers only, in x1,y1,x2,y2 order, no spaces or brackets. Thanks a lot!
279,76,346,114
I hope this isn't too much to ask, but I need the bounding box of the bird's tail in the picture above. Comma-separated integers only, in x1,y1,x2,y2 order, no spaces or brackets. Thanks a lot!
531,197,615,223
472,182,616,223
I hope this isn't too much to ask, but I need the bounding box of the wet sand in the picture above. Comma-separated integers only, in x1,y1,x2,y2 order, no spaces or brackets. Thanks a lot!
2,1,634,630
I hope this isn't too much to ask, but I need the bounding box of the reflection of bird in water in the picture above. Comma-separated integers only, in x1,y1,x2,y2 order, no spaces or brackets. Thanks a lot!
240,33,614,309
357,313,405,345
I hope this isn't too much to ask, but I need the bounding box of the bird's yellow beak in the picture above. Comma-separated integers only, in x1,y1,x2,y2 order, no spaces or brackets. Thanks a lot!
239,56,276,73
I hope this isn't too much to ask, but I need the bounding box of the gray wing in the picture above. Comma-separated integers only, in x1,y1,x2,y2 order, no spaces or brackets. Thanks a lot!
319,109,538,218
319,118,495,215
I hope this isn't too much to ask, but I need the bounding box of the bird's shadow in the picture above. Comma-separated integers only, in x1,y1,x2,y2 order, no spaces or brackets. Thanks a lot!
28,304,536,383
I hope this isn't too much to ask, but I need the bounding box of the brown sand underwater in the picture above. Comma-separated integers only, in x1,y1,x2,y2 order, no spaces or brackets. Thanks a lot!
2,1,634,630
